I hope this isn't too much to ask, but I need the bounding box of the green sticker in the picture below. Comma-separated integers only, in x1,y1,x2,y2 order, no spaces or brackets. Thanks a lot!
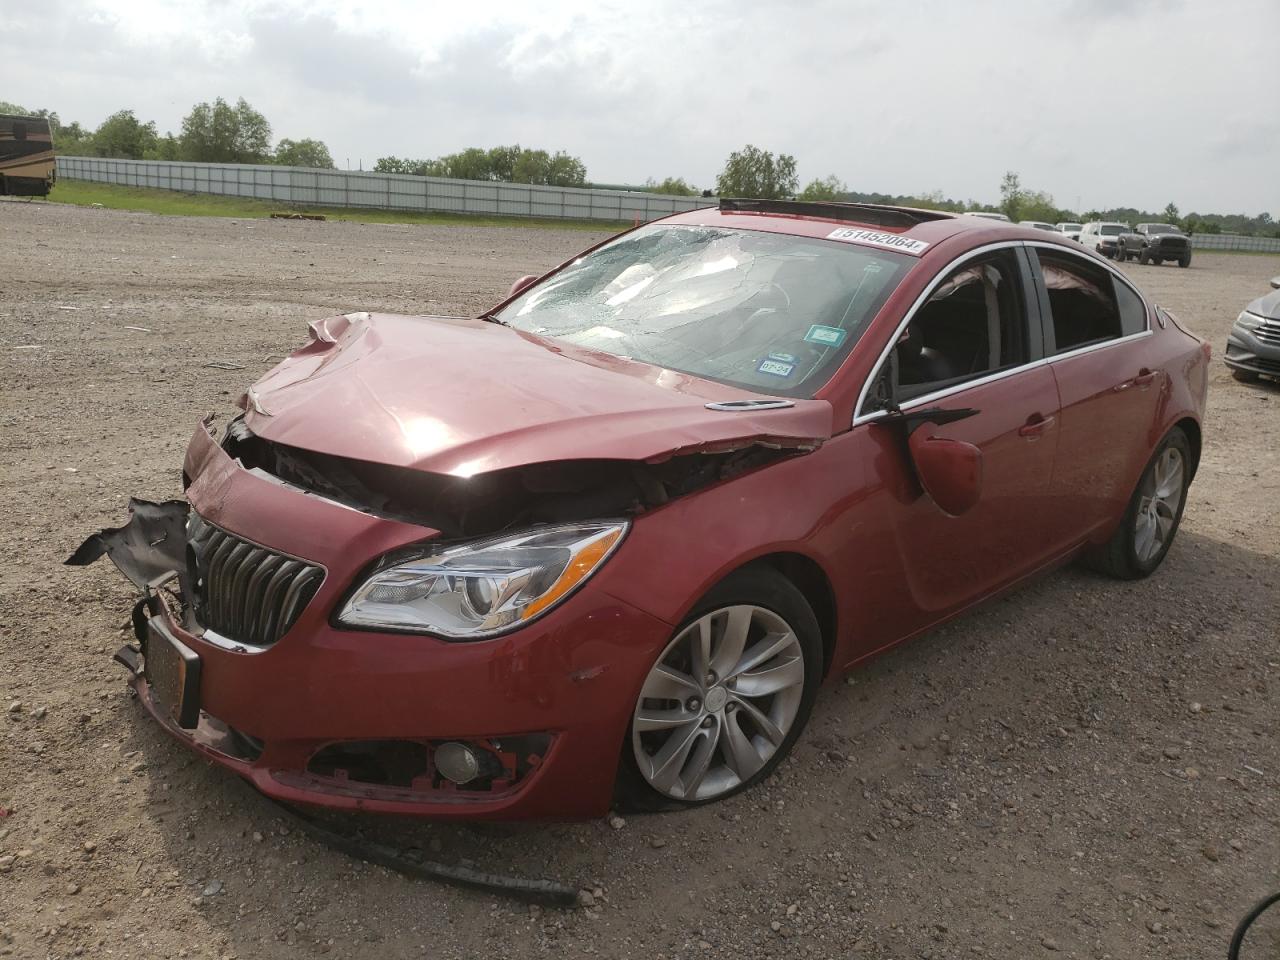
804,324,847,348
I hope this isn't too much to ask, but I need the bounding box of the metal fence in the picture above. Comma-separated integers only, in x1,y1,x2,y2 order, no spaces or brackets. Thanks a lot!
1188,232,1280,253
55,156,717,224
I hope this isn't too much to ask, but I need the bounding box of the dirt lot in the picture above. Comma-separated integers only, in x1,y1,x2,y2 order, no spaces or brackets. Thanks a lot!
1,200,1277,960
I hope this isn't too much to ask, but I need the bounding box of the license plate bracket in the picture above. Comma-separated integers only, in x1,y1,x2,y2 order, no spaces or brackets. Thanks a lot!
144,616,202,729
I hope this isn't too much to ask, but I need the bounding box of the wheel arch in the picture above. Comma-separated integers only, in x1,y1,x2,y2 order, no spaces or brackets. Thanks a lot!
745,552,839,679
1173,416,1202,482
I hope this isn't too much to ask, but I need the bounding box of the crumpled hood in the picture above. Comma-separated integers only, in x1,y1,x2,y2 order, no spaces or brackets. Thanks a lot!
241,313,833,476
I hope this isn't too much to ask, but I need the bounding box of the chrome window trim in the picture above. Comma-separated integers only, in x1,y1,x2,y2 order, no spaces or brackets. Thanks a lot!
852,239,1154,426
852,240,1025,426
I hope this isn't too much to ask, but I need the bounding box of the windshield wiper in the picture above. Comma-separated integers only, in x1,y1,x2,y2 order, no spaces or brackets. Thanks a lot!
477,312,508,326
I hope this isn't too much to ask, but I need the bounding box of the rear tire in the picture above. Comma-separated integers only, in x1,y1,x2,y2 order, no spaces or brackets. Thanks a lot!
1232,368,1260,383
1153,257,1163,266
616,566,823,812
1085,427,1191,580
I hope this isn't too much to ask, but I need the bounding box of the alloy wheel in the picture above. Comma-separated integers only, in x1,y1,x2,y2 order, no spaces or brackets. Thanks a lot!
1135,447,1184,563
632,605,806,801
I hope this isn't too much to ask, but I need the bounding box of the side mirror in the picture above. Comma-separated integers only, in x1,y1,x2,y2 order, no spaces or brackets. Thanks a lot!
509,274,539,298
1270,276,1280,291
878,407,984,517
908,431,984,516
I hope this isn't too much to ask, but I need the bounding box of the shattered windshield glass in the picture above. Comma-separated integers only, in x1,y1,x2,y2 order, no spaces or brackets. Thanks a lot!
495,224,912,397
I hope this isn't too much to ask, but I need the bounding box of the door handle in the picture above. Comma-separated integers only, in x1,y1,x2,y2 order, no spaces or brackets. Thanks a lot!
1018,413,1055,438
1134,368,1157,387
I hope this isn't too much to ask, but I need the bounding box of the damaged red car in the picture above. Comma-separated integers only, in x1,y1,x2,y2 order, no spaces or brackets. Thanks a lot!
72,199,1210,820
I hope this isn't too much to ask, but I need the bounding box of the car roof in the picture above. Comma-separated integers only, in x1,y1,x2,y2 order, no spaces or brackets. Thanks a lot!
663,198,1068,252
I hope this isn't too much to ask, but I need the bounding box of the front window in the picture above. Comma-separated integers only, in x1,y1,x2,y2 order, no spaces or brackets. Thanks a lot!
1060,223,1082,231
1145,224,1178,235
1100,225,1127,236
495,224,912,397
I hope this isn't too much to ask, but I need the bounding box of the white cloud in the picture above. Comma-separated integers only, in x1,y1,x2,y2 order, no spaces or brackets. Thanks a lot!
3,0,1276,214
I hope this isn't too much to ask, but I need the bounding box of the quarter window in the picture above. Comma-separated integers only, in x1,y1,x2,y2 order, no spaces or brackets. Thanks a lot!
1114,278,1148,336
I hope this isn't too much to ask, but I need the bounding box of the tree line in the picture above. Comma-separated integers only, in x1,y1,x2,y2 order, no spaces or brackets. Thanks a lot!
3,104,1272,235
705,148,1277,237
373,146,586,188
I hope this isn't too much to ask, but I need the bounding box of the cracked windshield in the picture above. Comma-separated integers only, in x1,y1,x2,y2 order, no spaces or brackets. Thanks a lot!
496,224,911,397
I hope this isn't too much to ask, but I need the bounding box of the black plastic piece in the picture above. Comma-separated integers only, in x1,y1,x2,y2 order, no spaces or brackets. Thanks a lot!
877,406,980,436
719,198,951,228
261,794,580,907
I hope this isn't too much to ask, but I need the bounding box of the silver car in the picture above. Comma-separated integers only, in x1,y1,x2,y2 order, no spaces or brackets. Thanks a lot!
1225,276,1280,383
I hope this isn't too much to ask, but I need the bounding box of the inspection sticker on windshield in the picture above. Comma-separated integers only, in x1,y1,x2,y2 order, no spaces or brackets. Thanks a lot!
757,358,796,378
826,228,930,256
803,324,847,348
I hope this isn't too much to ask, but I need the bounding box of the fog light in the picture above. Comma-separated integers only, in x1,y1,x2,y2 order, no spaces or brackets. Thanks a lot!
434,741,480,784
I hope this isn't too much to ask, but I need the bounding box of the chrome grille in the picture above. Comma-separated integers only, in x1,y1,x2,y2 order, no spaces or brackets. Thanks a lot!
188,516,324,647
1254,318,1280,345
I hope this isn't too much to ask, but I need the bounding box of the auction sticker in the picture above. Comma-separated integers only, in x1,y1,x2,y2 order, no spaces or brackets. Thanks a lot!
826,228,930,256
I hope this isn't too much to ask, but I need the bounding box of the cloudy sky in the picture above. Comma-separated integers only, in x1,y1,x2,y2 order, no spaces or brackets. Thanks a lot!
4,0,1276,215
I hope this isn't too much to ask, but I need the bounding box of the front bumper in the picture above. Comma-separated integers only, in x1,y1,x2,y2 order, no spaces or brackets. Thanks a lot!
1224,327,1280,378
1145,243,1190,260
88,424,674,820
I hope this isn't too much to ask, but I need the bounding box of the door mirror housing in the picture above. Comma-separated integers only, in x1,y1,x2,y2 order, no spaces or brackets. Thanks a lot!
878,406,984,517
509,274,540,298
908,431,984,516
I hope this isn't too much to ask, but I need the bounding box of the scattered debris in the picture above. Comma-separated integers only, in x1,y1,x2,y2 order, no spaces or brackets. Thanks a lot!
201,880,223,897
271,213,326,221
122,325,152,333
203,360,246,370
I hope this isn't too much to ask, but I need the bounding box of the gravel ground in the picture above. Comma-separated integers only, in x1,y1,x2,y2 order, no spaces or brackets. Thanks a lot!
1,200,1278,960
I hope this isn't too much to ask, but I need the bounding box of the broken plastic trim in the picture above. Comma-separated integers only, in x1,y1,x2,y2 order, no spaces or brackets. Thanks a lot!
260,793,579,907
220,417,805,539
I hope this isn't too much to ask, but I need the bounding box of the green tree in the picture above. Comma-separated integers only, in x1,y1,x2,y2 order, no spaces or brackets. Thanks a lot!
1162,202,1180,224
486,144,522,181
180,97,272,164
541,150,587,187
436,146,493,180
999,171,1023,221
648,176,696,196
715,145,798,199
799,175,846,201
274,138,335,168
90,110,157,159
145,134,181,161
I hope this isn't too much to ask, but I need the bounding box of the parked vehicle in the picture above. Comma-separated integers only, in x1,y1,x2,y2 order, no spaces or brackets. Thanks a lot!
1224,275,1280,383
1018,220,1058,232
1056,222,1083,242
964,211,1010,221
1116,223,1192,267
1078,221,1132,259
71,200,1209,819
0,114,56,197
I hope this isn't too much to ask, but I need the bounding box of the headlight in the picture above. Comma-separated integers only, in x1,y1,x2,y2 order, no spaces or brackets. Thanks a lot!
1235,311,1263,332
337,521,627,638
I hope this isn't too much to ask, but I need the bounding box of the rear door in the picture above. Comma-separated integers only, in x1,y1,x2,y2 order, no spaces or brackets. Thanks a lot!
854,244,1062,619
1027,244,1160,541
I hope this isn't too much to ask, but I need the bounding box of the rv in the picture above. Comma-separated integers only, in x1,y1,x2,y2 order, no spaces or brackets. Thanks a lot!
0,114,56,197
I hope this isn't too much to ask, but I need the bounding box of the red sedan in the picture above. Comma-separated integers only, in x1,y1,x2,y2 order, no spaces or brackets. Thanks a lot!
72,199,1209,819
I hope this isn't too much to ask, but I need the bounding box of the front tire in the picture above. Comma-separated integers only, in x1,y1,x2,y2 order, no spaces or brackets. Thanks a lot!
1232,368,1260,383
1138,249,1150,265
1085,427,1191,580
1178,254,1191,268
617,566,822,811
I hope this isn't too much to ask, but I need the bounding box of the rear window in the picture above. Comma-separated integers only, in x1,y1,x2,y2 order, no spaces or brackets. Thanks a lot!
1036,251,1123,352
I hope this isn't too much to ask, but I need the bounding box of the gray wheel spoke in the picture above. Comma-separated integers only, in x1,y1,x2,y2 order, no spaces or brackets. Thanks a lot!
635,708,696,732
1155,459,1183,499
722,711,764,781
1134,512,1157,561
711,606,753,677
691,618,713,683
682,728,718,796
731,694,786,746
641,664,700,700
647,722,702,793
730,654,805,697
729,631,795,679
